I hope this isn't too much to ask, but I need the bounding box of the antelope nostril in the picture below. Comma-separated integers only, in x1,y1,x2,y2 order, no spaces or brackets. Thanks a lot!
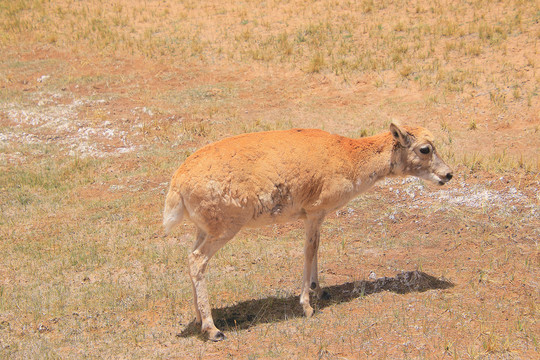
446,173,453,180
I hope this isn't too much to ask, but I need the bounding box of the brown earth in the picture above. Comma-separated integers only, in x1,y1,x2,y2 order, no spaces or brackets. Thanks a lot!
0,0,539,359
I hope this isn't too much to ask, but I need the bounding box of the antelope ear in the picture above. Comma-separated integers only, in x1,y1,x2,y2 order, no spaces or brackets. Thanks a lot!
390,122,410,147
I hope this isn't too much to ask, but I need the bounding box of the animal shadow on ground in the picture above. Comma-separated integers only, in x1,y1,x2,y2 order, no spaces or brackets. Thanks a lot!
178,270,453,338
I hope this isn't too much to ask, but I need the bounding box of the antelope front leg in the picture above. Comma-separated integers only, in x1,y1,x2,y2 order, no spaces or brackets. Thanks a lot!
300,215,325,317
309,231,322,297
310,253,331,301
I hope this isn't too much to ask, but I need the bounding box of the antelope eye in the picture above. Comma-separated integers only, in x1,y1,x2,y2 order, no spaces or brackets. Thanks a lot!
419,146,431,154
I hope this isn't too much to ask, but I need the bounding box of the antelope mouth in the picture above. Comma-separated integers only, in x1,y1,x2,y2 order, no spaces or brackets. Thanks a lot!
437,176,450,186
436,172,453,185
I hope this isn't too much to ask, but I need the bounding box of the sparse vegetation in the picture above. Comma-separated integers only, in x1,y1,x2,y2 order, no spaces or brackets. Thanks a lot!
0,0,538,358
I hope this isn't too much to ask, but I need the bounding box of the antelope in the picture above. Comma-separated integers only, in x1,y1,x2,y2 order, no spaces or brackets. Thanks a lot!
163,122,453,341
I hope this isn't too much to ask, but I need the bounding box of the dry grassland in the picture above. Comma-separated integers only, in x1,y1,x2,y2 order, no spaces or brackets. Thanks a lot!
0,0,539,358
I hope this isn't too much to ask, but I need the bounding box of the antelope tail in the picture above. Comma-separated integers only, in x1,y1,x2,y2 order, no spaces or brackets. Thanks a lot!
163,188,184,235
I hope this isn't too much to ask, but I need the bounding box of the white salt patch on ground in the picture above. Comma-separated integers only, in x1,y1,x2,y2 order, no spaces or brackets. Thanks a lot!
1,93,141,158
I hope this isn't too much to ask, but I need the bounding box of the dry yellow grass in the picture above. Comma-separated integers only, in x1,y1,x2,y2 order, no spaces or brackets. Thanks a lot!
1,0,539,358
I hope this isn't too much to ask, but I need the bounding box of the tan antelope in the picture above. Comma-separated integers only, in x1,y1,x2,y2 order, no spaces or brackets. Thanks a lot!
163,122,453,341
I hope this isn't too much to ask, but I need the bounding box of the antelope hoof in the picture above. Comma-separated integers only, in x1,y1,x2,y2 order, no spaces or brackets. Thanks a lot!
207,329,226,342
303,304,314,318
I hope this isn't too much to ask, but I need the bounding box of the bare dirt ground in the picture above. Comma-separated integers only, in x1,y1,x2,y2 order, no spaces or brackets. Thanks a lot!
1,0,539,359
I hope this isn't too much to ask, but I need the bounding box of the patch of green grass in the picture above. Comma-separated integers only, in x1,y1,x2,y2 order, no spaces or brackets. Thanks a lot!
1,154,102,193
